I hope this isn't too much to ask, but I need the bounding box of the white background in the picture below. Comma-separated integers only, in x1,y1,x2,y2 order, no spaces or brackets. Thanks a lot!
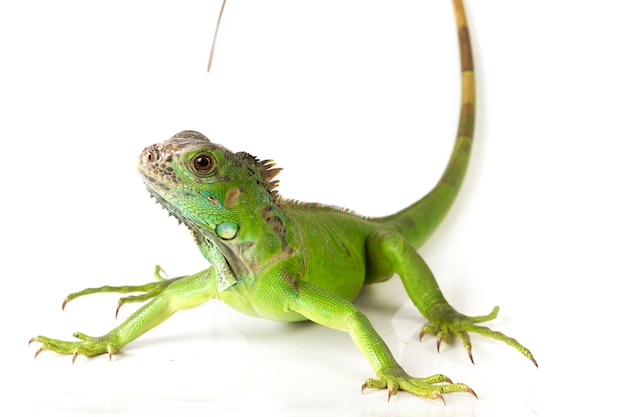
2,1,625,416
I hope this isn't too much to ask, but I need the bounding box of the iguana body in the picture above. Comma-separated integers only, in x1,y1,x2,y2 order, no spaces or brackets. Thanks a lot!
31,0,535,400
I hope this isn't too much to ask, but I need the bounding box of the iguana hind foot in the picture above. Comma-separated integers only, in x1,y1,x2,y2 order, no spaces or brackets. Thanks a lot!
61,266,185,318
420,305,538,367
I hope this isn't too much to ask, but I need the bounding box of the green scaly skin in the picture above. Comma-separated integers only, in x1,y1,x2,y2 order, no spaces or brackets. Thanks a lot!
30,0,536,401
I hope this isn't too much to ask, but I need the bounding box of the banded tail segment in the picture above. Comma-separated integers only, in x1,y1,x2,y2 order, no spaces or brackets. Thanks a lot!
377,0,476,248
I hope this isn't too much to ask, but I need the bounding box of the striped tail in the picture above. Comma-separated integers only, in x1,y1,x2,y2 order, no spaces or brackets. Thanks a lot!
376,0,476,249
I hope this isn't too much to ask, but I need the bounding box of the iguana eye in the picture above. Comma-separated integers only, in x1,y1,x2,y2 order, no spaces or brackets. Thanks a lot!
192,154,215,175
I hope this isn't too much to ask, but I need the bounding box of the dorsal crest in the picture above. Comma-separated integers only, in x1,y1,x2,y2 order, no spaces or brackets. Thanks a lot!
236,152,282,198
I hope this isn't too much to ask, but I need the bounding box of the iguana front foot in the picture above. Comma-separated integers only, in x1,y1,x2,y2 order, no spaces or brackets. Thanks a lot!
421,305,538,367
30,332,120,363
361,369,476,402
30,268,215,362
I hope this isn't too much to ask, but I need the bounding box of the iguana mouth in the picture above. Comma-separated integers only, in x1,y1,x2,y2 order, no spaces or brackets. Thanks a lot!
141,180,190,226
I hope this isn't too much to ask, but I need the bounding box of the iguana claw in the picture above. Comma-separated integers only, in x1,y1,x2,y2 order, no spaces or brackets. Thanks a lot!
467,349,475,365
33,346,43,360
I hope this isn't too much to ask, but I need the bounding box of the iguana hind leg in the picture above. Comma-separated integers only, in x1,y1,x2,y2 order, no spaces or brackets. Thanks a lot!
62,265,186,318
366,230,537,366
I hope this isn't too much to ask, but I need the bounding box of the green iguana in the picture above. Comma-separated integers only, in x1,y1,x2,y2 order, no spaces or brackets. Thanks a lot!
30,0,536,401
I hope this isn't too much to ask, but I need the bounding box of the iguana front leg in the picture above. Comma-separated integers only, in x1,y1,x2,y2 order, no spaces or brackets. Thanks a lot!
290,281,476,401
30,268,217,361
366,231,537,366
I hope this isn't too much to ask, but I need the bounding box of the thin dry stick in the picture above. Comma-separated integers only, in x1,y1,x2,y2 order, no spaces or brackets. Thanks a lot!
207,0,228,72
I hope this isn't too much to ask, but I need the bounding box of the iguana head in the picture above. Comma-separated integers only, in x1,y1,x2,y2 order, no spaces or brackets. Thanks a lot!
138,130,292,290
